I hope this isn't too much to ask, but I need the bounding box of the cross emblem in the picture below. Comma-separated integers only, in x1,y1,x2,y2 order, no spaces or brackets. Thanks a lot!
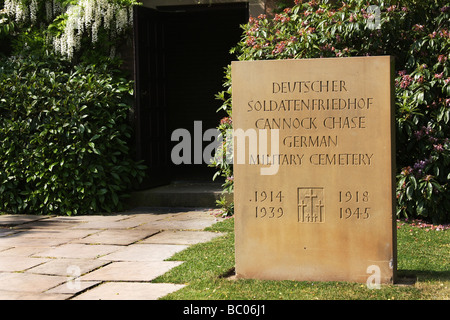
298,187,325,223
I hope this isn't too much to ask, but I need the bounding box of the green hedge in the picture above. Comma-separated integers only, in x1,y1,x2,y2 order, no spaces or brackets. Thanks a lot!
0,57,145,215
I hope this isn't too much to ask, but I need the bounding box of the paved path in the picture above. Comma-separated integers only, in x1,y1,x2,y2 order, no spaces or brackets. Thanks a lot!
0,208,224,300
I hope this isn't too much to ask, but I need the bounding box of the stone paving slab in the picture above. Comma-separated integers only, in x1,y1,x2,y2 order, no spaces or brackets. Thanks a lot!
80,261,184,281
72,229,159,245
39,216,91,222
12,228,102,240
0,291,72,301
0,272,68,293
134,218,217,231
0,256,50,272
48,215,129,222
140,230,224,245
115,214,169,224
26,258,109,276
0,246,14,253
71,282,186,300
0,229,19,237
0,236,70,247
14,220,84,230
0,290,73,300
0,215,47,226
35,243,122,259
71,219,144,230
170,211,218,220
0,246,51,257
45,281,101,296
99,243,189,262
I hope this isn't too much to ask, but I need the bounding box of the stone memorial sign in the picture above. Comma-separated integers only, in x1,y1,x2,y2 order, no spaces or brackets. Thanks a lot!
232,56,397,284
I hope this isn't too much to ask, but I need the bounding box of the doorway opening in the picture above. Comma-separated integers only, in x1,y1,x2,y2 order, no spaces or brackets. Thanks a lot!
133,3,248,189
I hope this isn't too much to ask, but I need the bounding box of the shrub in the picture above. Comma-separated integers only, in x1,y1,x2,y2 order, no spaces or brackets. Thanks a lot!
213,0,449,222
0,56,145,215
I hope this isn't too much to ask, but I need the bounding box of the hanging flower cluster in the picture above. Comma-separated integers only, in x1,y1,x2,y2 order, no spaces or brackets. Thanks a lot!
2,0,136,59
3,0,63,24
4,0,29,23
52,0,134,58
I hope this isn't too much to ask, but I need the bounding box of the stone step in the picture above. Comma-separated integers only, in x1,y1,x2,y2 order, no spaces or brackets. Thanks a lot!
127,182,233,208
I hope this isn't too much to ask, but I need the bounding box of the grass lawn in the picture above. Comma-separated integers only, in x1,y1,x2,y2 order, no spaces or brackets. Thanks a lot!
153,217,449,300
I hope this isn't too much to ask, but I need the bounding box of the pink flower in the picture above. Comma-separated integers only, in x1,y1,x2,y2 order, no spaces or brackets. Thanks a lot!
435,72,443,79
438,54,447,63
220,117,232,125
433,144,443,152
246,36,257,47
440,29,449,37
288,36,298,44
272,41,287,54
274,13,290,23
387,5,397,12
399,74,412,88
401,166,413,176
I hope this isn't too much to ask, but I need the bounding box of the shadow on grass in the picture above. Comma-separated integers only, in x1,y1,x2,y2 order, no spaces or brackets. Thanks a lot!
397,269,450,284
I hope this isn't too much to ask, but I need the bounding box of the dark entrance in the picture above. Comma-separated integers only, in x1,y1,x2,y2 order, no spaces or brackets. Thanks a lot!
133,3,248,189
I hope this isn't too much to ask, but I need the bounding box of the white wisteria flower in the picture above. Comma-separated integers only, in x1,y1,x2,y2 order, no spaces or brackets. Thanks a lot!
2,0,136,59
